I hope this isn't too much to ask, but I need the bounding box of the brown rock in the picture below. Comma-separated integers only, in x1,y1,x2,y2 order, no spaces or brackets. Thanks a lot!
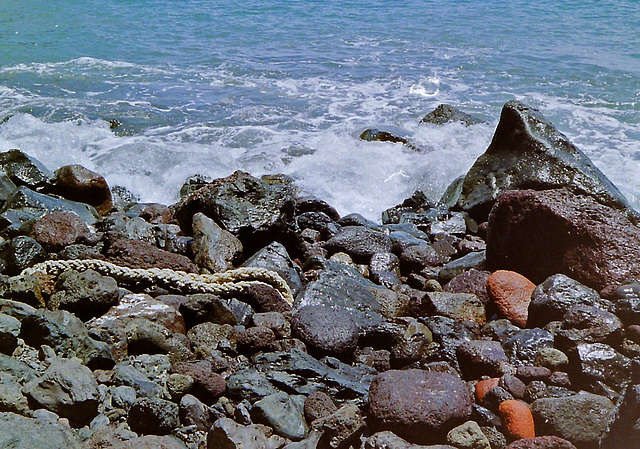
499,400,535,441
505,436,577,449
30,211,93,251
476,378,500,403
54,164,113,215
444,269,491,303
304,391,337,423
368,369,472,444
486,188,640,291
102,234,197,272
487,270,536,327
171,360,225,404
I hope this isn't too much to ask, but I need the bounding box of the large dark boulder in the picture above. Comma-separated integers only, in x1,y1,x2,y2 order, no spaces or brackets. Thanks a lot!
456,101,635,222
486,188,640,290
367,369,472,444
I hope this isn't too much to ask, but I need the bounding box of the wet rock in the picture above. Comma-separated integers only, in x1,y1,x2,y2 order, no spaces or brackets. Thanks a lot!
292,305,359,361
446,420,491,449
96,213,155,243
0,313,20,354
444,269,490,304
303,390,337,422
242,241,303,296
48,269,119,320
482,386,514,412
368,369,472,444
614,296,640,325
456,340,508,380
481,319,521,344
128,397,179,435
252,392,308,440
53,164,113,215
421,104,484,126
556,305,622,347
487,270,536,328
0,236,47,275
359,128,408,144
486,188,640,290
503,329,554,366
475,378,500,403
29,211,93,251
439,250,486,283
314,403,366,448
505,436,577,449
23,357,99,426
533,348,568,372
416,291,486,325
1,186,98,229
456,101,633,222
191,212,242,273
0,149,53,189
369,251,402,288
21,309,113,369
324,226,392,263
531,392,614,449
0,411,81,449
527,274,604,328
102,234,197,272
294,260,385,335
568,342,632,390
601,383,640,448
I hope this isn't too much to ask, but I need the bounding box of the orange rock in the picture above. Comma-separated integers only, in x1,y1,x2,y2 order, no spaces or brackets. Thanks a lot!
475,377,500,402
487,270,536,327
499,399,535,440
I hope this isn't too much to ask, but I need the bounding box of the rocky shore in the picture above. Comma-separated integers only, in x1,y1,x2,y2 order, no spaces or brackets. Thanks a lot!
0,100,638,449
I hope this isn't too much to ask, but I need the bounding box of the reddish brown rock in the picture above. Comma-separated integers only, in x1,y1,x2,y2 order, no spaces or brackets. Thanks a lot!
140,203,173,224
476,378,501,403
54,164,113,216
486,188,640,291
171,360,226,404
30,211,93,251
487,270,536,327
368,369,472,444
304,391,338,423
505,436,577,449
102,234,197,272
499,400,535,441
444,269,491,303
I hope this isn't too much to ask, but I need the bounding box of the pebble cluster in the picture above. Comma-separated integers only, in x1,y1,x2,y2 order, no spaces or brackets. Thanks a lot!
0,101,638,449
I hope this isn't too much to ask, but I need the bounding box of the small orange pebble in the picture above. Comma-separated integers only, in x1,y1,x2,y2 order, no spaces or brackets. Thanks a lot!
499,399,535,440
475,377,500,402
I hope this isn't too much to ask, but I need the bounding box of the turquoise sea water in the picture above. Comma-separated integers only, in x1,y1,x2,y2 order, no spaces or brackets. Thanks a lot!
1,0,639,219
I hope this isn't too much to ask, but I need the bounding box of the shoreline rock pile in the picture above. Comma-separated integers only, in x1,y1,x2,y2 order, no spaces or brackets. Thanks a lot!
0,100,638,449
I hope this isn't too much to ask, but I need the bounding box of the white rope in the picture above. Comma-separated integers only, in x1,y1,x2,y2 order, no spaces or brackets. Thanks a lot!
21,259,294,305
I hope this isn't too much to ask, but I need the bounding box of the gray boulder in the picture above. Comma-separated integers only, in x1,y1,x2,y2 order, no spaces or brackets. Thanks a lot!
457,100,635,222
242,241,303,296
0,411,81,449
531,392,614,449
23,357,99,426
48,269,119,320
252,392,308,440
191,212,242,272
0,149,53,189
292,305,359,361
324,226,392,262
128,397,179,435
0,313,20,354
208,417,284,449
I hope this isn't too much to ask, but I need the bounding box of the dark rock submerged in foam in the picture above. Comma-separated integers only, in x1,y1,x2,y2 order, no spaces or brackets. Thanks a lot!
0,102,638,448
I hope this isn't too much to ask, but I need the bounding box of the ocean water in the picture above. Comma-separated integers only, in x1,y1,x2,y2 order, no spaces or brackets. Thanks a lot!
1,0,639,220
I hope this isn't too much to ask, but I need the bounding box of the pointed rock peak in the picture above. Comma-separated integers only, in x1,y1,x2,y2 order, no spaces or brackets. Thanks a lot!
457,101,635,222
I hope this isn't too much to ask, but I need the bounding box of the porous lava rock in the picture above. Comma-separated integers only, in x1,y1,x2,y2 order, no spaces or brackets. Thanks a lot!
487,270,536,327
292,305,359,360
368,369,472,444
486,188,640,290
30,211,93,251
102,234,197,272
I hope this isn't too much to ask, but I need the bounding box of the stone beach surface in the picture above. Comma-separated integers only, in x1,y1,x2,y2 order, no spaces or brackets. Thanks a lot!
0,101,637,448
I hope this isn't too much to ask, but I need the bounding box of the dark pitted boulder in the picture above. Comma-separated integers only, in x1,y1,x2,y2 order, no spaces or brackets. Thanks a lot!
456,101,635,222
444,269,491,303
172,170,295,246
0,412,81,449
359,128,408,145
568,342,632,391
486,188,640,290
421,104,484,127
368,369,472,444
292,305,359,361
527,274,605,328
505,436,577,449
324,226,392,263
556,305,622,348
23,357,99,426
53,164,113,216
48,269,119,321
128,397,180,435
102,234,197,272
0,236,47,275
456,340,508,380
531,392,614,449
0,149,53,189
29,211,93,251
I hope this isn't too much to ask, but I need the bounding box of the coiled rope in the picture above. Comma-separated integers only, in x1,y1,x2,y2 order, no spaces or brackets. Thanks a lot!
21,259,294,304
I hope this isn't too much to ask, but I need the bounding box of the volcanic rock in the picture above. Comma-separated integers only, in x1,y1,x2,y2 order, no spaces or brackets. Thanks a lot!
292,305,359,360
191,212,242,273
53,164,113,215
487,270,536,327
421,104,484,126
102,234,197,272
